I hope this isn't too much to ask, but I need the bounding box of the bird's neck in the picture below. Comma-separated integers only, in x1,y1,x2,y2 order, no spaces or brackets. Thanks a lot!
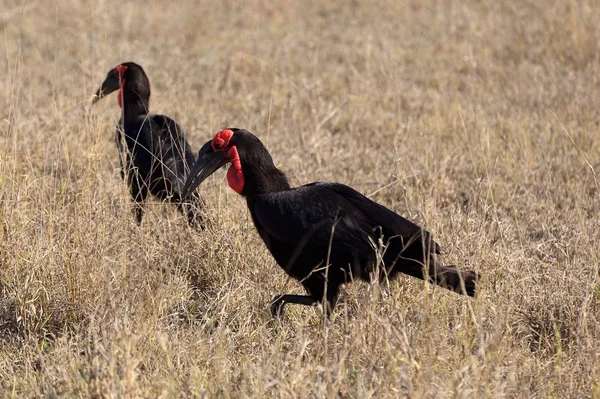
121,86,150,118
242,164,291,198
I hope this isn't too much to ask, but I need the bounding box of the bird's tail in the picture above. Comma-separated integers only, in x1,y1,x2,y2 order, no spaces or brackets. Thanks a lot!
396,261,479,297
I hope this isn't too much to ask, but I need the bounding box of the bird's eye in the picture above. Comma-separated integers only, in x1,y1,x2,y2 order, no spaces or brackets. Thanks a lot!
211,129,234,151
213,138,225,150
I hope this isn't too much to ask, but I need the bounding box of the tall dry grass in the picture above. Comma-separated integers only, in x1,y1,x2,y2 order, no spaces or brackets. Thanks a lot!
1,0,599,397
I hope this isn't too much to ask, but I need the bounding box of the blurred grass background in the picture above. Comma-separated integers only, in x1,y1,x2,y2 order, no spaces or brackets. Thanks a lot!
0,0,599,397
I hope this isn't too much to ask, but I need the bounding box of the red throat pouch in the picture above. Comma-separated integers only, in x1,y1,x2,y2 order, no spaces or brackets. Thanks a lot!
225,146,244,194
115,65,128,109
117,85,124,108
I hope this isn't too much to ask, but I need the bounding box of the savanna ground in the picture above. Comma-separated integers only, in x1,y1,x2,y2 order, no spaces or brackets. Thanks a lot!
1,0,599,397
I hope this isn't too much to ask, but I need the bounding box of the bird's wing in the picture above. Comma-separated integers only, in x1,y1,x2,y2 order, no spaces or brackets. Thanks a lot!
252,183,401,258
148,114,195,192
311,182,440,254
150,114,185,141
252,182,440,258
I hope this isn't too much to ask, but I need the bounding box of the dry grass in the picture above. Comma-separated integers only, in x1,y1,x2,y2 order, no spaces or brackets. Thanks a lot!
1,0,599,397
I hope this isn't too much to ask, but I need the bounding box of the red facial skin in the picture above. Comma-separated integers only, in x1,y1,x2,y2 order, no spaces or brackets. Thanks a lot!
212,129,245,194
114,65,128,108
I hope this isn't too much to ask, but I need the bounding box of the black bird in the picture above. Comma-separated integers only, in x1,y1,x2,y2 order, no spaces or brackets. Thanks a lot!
182,129,479,316
92,62,204,229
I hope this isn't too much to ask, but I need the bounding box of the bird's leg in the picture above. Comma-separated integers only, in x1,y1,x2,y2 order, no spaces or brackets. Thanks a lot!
129,171,148,225
323,292,339,319
134,205,145,224
269,295,318,318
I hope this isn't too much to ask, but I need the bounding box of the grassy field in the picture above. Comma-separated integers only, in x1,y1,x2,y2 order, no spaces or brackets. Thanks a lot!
1,0,599,397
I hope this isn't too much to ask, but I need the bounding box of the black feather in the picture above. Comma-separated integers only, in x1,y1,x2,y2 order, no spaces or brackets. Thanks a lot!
96,62,204,229
186,128,479,316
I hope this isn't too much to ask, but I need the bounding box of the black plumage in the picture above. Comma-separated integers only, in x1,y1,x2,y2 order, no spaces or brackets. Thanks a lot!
183,128,478,316
93,62,204,229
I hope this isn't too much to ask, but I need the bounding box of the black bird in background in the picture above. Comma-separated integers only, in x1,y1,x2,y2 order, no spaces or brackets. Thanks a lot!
92,62,204,229
182,129,479,317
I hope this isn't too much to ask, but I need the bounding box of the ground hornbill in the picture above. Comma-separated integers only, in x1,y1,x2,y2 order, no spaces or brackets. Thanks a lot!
182,129,479,316
92,62,204,229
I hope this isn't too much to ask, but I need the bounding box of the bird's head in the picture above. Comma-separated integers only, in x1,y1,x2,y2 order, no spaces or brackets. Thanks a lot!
182,128,276,198
92,62,149,108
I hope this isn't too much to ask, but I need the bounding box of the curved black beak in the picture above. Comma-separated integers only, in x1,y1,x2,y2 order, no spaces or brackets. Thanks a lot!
182,141,228,200
92,72,120,104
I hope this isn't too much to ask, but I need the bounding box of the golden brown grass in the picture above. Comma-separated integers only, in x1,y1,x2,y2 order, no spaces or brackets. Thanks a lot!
1,0,599,397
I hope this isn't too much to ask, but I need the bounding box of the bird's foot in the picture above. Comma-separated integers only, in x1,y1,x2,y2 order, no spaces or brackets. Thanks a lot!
269,296,286,318
133,207,144,225
189,214,207,232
